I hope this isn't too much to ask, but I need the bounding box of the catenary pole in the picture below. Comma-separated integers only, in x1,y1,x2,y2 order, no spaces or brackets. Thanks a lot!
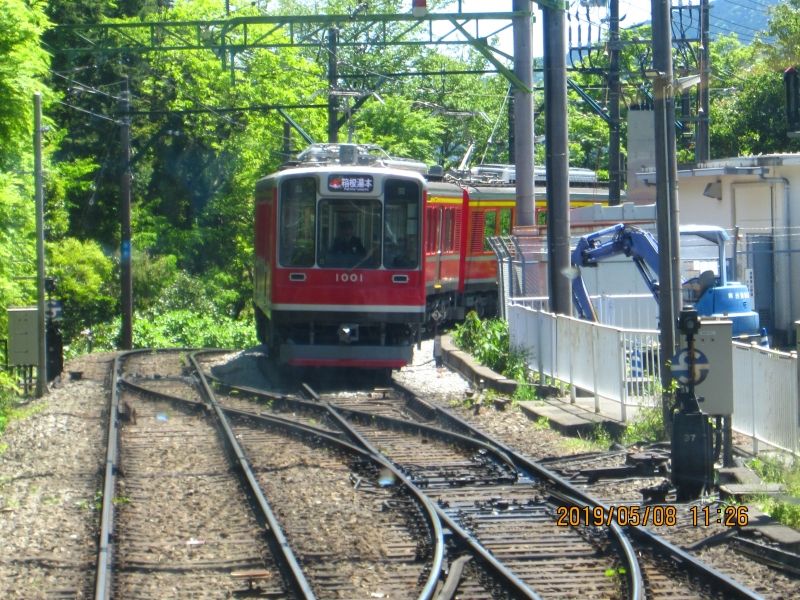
543,5,571,316
652,0,681,429
120,77,133,350
512,0,535,228
327,27,339,143
608,0,622,205
34,92,47,396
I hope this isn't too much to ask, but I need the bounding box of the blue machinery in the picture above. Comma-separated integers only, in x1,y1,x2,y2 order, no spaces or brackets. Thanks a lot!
570,223,760,337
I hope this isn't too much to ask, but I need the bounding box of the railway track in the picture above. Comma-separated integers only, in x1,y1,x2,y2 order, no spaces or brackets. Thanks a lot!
195,351,769,599
96,350,447,599
97,350,290,598
73,348,786,599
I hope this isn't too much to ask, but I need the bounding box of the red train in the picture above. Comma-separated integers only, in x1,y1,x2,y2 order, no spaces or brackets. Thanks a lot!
253,143,607,369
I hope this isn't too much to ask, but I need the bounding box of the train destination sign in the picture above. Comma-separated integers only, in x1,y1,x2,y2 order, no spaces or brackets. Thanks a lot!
328,174,374,192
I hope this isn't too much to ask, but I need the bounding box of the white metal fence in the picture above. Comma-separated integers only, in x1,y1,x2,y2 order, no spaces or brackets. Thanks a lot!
508,301,800,455
508,302,662,422
732,343,799,455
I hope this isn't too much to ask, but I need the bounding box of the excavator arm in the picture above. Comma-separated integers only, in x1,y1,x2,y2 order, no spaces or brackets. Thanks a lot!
570,224,661,321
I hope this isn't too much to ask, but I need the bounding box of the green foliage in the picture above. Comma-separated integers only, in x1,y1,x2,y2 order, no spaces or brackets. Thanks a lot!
353,96,445,162
532,416,550,431
748,455,800,528
46,238,116,341
0,0,51,169
0,173,36,336
66,310,257,357
590,424,614,449
134,310,257,349
451,311,529,381
513,381,537,402
0,371,18,434
758,0,800,69
621,402,667,445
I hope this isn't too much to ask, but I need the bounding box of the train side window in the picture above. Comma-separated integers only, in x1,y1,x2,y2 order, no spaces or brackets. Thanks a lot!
469,211,485,254
442,208,455,253
384,179,420,269
483,210,497,250
499,208,512,235
279,177,316,267
426,207,440,254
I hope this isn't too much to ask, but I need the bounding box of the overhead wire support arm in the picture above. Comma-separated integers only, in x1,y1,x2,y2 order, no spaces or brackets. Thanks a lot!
566,79,611,125
54,12,530,55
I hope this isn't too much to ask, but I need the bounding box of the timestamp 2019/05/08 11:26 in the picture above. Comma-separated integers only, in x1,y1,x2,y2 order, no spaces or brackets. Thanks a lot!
555,504,749,528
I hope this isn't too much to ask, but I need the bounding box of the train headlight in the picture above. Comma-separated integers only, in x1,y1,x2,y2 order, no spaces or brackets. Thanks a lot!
338,324,359,344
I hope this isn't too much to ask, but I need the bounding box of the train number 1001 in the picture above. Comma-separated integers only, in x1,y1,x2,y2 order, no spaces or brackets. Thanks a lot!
335,273,364,283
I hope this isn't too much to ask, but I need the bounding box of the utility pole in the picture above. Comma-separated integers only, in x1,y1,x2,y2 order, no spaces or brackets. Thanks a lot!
696,0,710,163
543,6,571,316
327,27,339,143
608,0,622,205
512,0,535,228
652,0,681,429
34,92,47,396
120,77,133,350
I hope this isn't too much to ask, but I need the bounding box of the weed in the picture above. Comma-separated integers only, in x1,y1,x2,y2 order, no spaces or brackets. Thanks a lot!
590,423,614,449
513,382,537,403
604,566,627,582
621,402,666,445
747,455,800,528
452,312,531,381
562,437,599,452
532,416,550,431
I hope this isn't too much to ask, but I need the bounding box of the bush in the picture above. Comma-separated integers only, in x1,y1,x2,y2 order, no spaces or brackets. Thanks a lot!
748,455,800,529
451,311,529,382
65,310,257,358
134,310,257,349
621,402,666,444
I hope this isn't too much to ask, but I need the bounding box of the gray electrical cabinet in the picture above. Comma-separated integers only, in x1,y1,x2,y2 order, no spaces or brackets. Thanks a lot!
694,319,734,416
7,307,39,367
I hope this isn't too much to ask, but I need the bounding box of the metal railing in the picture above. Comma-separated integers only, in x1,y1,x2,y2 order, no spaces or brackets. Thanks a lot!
508,302,662,422
732,342,799,455
508,300,799,453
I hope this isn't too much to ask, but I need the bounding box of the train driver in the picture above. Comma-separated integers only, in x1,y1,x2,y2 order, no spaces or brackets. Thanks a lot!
330,219,366,256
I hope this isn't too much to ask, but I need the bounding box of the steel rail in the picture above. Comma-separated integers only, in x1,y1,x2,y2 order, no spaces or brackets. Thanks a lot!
328,404,520,479
405,384,764,600
94,349,169,599
318,397,543,600
93,351,126,599
188,354,317,599
191,363,447,600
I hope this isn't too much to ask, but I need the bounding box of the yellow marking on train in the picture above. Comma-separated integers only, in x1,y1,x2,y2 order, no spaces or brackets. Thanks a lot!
467,200,516,208
427,195,462,205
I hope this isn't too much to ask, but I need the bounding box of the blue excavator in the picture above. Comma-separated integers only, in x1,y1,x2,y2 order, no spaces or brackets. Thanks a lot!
570,223,760,337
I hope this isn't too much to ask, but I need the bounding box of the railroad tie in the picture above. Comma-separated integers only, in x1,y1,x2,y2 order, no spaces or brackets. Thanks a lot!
231,569,272,590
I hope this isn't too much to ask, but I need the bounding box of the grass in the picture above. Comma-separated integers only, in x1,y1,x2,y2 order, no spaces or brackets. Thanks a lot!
621,402,667,445
747,454,800,529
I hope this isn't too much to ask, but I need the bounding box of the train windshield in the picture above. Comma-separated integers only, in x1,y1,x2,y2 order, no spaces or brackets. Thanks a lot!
279,175,421,270
279,177,316,267
318,199,382,268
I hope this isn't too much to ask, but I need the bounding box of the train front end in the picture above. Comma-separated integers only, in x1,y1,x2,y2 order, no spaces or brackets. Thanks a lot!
254,148,426,369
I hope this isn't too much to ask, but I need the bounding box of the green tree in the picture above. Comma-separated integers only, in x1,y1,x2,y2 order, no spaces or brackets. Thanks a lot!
46,238,116,343
709,34,800,157
0,0,51,339
759,0,800,69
